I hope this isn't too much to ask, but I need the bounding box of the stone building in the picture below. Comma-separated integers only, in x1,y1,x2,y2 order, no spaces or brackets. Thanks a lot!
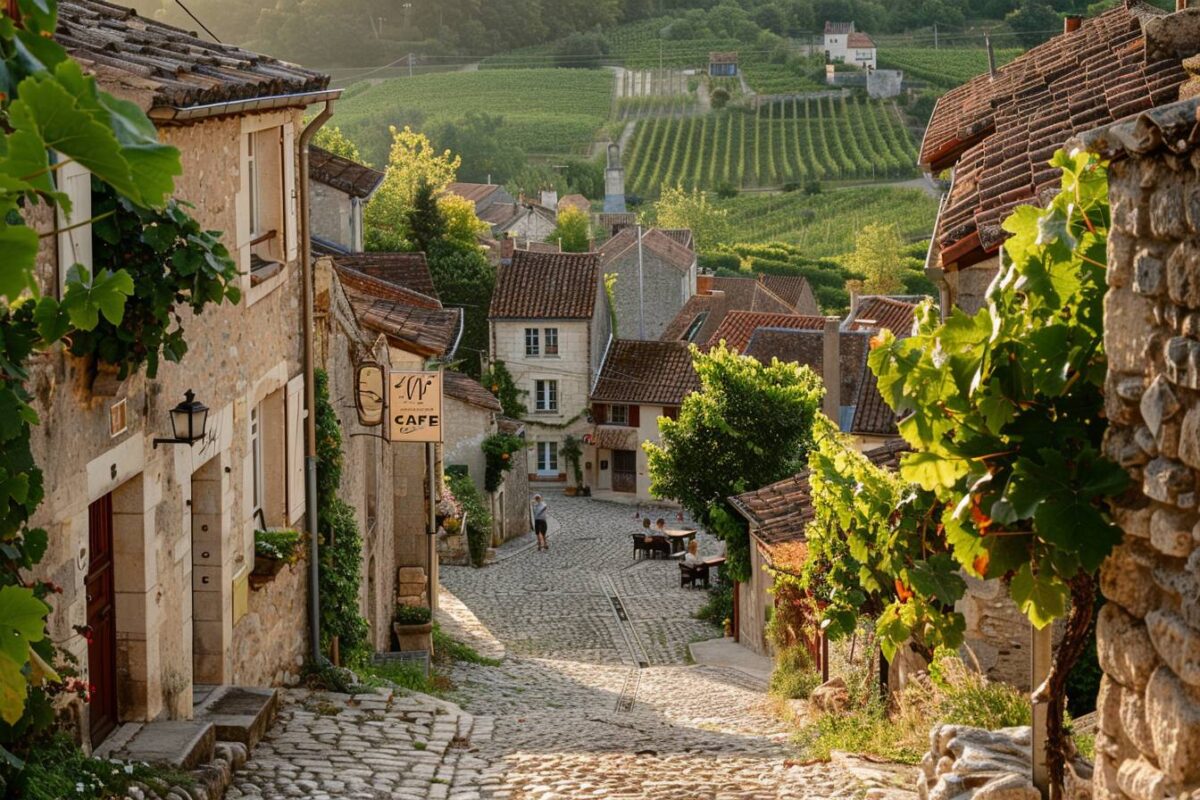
308,145,384,253
588,340,701,501
598,227,698,341
489,250,612,484
823,22,876,70
1067,17,1200,796
661,275,799,345
919,2,1185,314
30,0,335,749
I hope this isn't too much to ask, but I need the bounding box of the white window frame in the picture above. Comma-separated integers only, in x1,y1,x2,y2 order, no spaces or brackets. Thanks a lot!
534,379,558,413
543,327,559,356
250,403,265,524
609,404,629,425
247,133,261,239
537,442,559,475
525,327,540,357
55,156,93,296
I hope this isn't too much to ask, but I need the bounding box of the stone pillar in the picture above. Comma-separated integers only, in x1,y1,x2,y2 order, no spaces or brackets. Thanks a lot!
1084,103,1200,800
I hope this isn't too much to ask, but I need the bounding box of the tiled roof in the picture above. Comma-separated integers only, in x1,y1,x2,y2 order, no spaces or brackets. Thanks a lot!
58,0,329,110
497,416,525,435
843,296,922,335
443,371,502,412
560,194,591,213
331,253,438,300
824,21,854,34
309,146,384,199
596,213,639,237
591,340,700,406
730,439,910,547
710,51,738,63
593,426,639,451
707,312,826,353
661,229,695,250
446,183,506,207
661,277,796,345
333,263,461,357
920,2,1185,268
847,32,875,49
599,227,695,272
743,329,873,419
761,275,820,315
490,250,599,320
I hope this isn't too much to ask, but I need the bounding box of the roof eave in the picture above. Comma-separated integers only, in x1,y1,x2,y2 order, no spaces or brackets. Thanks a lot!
149,88,343,123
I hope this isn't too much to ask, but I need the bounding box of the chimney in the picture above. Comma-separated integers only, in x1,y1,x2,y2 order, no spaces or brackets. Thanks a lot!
697,273,715,295
848,284,860,320
822,317,841,425
1063,15,1082,33
500,236,515,263
541,190,559,211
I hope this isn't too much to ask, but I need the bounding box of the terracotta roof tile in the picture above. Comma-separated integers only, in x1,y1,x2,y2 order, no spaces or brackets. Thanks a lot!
708,312,826,352
332,263,461,357
847,32,875,49
591,340,700,406
660,277,796,345
843,296,922,336
760,275,820,315
920,2,1186,267
309,146,384,199
58,0,328,109
599,227,695,272
490,250,599,320
446,182,506,207
730,439,910,547
331,253,438,300
444,371,502,412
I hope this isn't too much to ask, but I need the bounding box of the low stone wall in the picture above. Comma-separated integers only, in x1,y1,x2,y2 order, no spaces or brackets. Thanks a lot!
958,575,1043,691
918,725,1092,800
232,557,307,687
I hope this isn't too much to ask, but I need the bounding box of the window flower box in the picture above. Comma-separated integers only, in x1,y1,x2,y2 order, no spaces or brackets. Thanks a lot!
251,529,303,589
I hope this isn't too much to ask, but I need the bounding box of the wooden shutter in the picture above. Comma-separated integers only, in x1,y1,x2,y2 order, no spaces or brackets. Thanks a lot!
282,123,298,262
56,158,93,294
285,373,306,523
628,404,640,427
593,404,607,424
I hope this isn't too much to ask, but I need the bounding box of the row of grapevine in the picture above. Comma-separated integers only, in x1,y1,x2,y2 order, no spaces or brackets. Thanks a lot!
626,97,919,194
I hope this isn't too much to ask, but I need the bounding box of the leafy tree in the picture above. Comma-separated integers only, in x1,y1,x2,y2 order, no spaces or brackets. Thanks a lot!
481,360,528,418
711,87,732,110
408,180,447,255
547,206,592,252
645,344,824,581
428,240,495,378
811,151,1121,797
433,112,525,185
365,126,461,251
313,125,366,165
652,185,732,252
843,222,905,295
439,194,491,250
1006,0,1059,47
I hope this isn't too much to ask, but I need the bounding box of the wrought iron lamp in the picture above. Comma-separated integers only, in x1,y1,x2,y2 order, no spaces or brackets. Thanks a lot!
153,390,209,448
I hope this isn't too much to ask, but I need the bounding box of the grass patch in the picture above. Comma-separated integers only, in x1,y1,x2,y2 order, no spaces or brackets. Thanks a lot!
769,645,822,700
432,623,502,667
17,735,196,800
359,659,442,696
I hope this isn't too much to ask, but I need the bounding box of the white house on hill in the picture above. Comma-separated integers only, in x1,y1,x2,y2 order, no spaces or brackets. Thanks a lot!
824,21,877,70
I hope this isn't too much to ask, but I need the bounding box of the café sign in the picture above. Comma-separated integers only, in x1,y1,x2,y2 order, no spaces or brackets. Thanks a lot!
388,370,443,443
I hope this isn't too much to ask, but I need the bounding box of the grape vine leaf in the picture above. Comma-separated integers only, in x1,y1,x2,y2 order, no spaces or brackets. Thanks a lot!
0,586,50,724
1010,563,1068,629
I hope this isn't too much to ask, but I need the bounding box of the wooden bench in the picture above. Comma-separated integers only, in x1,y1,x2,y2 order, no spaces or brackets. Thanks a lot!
632,535,672,559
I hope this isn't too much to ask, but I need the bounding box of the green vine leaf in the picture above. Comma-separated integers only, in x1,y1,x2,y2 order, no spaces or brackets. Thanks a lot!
1010,563,1068,629
0,586,50,725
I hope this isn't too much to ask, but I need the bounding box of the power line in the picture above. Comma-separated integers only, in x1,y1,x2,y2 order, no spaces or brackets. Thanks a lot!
174,0,221,43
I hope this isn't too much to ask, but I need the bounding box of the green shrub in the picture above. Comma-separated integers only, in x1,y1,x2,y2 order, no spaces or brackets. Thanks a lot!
769,645,821,699
447,473,493,567
254,529,303,562
16,734,195,800
394,605,432,625
696,581,733,627
432,623,501,666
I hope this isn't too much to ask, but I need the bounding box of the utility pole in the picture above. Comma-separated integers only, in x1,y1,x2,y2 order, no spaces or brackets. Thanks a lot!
985,34,997,78
636,225,646,340
933,23,938,50
408,52,414,78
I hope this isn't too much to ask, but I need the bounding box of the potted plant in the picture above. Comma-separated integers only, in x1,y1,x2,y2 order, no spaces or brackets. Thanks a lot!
392,604,433,652
251,529,303,589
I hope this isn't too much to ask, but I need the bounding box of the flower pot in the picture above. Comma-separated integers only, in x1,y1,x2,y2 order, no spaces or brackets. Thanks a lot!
393,621,433,653
250,554,286,590
564,486,578,497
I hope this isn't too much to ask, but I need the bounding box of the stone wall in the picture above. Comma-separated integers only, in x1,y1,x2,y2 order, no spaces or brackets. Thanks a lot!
957,576,1041,691
1076,97,1200,800
608,249,691,341
311,182,354,251
232,556,307,687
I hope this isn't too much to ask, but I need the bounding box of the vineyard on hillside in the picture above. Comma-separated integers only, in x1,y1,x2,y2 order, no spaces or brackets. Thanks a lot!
625,97,919,194
877,47,1023,89
711,187,938,255
333,69,613,165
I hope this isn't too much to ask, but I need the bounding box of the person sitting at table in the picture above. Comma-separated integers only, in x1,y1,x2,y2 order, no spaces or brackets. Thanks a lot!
683,539,703,565
641,517,655,542
655,518,667,535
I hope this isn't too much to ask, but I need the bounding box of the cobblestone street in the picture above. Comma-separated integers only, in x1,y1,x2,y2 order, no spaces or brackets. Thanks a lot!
437,494,860,800
226,495,862,799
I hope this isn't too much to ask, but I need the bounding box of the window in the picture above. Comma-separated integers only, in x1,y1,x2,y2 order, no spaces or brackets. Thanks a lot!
525,328,539,356
544,327,559,356
242,121,297,285
609,404,629,425
250,404,265,524
247,133,260,238
534,380,558,412
537,442,559,474
55,157,93,295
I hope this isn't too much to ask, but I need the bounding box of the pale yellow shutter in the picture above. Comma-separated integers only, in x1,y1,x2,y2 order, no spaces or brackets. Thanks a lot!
286,373,306,523
282,123,298,262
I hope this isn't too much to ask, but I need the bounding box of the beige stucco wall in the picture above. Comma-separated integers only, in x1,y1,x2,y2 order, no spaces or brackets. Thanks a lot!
311,182,356,251
28,108,310,741
443,398,493,495
591,403,670,501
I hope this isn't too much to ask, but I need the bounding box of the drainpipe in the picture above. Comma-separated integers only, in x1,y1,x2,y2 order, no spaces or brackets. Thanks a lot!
300,98,337,664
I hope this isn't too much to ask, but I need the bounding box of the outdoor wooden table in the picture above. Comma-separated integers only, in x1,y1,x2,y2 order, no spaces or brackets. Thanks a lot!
664,528,697,554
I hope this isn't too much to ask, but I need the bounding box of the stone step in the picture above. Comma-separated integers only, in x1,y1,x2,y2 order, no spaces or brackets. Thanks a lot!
106,720,216,770
193,685,279,749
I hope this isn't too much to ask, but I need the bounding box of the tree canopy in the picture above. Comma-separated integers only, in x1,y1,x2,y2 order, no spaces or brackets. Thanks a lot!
365,126,461,252
843,222,905,296
547,206,593,252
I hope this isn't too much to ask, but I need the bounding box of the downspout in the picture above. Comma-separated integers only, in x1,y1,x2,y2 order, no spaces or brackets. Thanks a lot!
300,98,337,663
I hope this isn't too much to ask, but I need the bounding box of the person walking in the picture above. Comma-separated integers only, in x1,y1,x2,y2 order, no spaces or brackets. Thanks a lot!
531,494,549,551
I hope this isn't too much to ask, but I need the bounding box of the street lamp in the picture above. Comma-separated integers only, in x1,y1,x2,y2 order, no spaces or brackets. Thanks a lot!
153,390,209,449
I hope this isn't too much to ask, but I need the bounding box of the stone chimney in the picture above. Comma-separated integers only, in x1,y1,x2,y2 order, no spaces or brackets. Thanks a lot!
541,190,559,211
1064,15,1082,33
822,317,841,424
500,236,515,264
697,273,714,295
849,286,860,321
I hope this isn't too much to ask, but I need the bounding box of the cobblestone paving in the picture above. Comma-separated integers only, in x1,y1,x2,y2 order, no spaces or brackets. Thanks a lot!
439,494,862,800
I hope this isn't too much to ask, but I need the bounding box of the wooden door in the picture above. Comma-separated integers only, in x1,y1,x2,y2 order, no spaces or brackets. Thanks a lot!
612,450,637,494
86,493,118,746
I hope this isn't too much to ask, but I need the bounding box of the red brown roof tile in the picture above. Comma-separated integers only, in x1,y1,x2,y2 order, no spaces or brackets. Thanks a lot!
760,275,820,315
591,340,700,406
309,146,384,199
490,250,600,320
599,227,695,273
333,263,461,357
707,312,826,353
921,2,1185,267
661,277,797,345
331,253,438,300
444,371,502,412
